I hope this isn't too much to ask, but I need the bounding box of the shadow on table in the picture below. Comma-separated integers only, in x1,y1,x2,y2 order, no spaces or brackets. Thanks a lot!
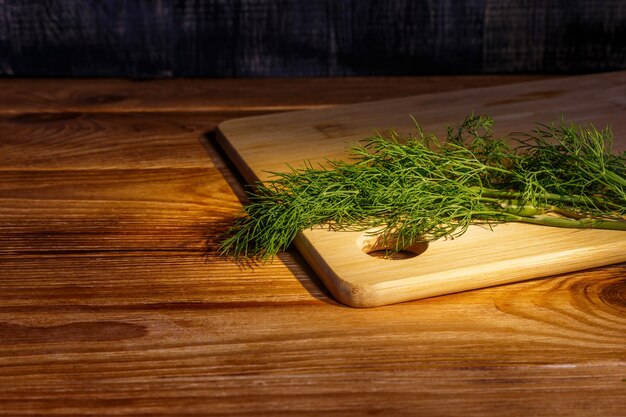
199,130,342,307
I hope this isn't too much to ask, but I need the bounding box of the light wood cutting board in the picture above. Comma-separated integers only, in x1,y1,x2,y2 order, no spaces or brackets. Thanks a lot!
217,71,626,307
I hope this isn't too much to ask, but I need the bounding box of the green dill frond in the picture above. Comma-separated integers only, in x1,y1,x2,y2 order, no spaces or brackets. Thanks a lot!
220,115,626,261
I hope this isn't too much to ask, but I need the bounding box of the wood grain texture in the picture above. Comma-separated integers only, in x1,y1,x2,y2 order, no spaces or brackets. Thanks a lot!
0,252,327,306
0,112,258,169
0,0,624,77
217,71,626,307
0,76,624,415
0,75,551,114
0,168,242,253
0,267,624,416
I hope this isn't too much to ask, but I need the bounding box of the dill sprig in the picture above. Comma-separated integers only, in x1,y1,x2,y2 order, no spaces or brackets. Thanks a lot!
220,115,626,260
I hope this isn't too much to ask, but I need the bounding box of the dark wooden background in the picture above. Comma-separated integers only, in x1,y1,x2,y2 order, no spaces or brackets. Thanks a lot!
1,0,625,77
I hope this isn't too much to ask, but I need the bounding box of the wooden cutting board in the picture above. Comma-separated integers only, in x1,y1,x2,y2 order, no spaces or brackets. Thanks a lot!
217,71,626,307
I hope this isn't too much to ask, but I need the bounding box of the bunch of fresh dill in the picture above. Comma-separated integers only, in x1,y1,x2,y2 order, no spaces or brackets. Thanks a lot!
220,115,626,260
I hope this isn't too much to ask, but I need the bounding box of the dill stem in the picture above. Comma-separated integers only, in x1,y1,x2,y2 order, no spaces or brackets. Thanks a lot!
508,215,626,231
477,187,584,204
603,170,626,188
478,187,622,211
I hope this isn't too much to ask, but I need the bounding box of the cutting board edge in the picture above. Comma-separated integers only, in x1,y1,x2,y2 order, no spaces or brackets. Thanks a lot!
293,232,376,308
216,126,261,186
295,227,626,308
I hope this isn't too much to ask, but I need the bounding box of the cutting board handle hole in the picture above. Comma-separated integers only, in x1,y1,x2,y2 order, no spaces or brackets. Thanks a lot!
358,232,428,260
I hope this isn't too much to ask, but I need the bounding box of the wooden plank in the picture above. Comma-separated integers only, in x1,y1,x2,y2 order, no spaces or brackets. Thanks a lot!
0,110,254,253
0,265,623,415
0,111,268,169
0,252,327,306
217,71,626,307
0,168,242,253
0,76,551,114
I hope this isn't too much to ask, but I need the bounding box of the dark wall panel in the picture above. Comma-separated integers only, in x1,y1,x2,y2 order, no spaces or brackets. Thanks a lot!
0,0,624,77
173,0,330,76
483,0,626,73
328,0,486,75
0,0,175,77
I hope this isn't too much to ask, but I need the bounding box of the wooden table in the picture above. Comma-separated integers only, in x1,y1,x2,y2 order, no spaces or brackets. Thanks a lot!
0,76,624,416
